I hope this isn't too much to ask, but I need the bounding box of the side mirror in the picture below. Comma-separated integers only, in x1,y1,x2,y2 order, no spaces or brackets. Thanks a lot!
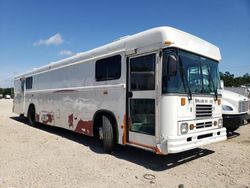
168,55,177,77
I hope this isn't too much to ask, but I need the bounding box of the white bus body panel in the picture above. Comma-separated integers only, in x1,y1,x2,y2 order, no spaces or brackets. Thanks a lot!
13,26,226,154
13,79,25,114
221,89,249,115
14,26,221,80
160,96,226,153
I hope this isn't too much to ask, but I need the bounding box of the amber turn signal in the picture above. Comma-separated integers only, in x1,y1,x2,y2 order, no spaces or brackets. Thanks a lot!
217,99,221,105
189,124,195,130
181,98,186,106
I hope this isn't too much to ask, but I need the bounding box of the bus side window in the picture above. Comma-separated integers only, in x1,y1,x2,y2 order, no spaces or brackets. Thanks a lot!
26,77,33,90
95,55,121,81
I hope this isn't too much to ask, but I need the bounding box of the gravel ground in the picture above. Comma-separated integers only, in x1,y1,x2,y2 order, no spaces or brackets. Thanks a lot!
0,99,249,188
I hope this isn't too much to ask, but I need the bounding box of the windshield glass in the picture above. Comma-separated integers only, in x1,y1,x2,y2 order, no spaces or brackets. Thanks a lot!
162,48,220,94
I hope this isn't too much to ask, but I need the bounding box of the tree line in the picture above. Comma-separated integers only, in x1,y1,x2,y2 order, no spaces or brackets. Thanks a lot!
220,72,250,87
0,88,13,97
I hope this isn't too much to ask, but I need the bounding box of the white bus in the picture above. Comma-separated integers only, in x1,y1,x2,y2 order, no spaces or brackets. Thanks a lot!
13,27,226,154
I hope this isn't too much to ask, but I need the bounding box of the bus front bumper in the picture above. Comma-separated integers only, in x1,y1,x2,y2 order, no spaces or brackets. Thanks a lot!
165,128,227,154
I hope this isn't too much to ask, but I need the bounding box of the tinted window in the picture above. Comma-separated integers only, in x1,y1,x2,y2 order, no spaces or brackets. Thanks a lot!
162,48,220,94
26,77,33,89
95,55,121,81
130,54,155,90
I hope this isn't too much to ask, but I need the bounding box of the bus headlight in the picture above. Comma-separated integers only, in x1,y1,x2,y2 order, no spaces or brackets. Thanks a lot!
180,123,188,134
218,119,223,128
222,105,233,111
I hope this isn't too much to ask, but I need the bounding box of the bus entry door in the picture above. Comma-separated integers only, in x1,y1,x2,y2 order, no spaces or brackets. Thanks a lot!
127,52,157,148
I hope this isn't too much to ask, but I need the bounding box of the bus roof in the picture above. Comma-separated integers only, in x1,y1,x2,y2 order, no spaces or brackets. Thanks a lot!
15,26,221,79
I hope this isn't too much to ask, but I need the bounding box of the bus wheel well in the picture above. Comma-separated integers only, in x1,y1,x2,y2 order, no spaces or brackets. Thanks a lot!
93,110,118,143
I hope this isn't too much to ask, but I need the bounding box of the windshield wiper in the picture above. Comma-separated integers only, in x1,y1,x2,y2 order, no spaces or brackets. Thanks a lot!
208,69,218,101
179,57,192,100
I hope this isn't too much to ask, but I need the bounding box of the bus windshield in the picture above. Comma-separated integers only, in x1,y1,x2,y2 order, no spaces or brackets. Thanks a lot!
162,48,220,95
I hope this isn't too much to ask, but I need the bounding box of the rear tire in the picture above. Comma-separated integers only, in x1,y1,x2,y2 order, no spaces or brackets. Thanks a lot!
102,115,114,153
28,105,36,127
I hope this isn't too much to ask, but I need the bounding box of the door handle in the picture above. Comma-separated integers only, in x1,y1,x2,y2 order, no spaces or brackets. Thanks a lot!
128,91,133,98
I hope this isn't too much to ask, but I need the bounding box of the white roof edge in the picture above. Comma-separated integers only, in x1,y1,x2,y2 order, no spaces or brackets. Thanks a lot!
15,26,221,79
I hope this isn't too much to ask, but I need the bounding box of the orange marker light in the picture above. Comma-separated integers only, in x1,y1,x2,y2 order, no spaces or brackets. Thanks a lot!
165,40,172,45
181,98,186,106
218,99,221,105
190,124,195,130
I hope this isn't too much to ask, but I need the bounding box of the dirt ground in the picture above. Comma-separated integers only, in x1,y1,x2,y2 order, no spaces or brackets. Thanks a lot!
0,99,249,188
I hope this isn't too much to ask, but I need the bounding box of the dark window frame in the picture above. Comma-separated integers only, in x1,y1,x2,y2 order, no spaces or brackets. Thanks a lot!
95,55,122,81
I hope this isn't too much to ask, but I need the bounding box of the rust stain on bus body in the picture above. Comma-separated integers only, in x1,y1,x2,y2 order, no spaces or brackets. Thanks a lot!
35,113,40,122
74,119,93,136
42,113,54,124
67,113,93,136
122,114,127,145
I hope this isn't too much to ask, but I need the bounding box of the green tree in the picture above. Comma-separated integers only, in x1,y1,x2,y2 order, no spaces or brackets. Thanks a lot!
220,72,250,87
0,88,13,97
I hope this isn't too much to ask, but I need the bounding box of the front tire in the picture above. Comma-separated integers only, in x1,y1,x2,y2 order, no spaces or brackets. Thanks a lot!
28,105,36,127
102,115,114,153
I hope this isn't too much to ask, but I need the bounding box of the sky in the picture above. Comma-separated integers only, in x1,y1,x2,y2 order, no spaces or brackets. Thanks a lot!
0,0,249,87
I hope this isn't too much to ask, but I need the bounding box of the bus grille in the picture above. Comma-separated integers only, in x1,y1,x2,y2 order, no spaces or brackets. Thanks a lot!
196,121,213,129
196,104,212,118
239,101,249,113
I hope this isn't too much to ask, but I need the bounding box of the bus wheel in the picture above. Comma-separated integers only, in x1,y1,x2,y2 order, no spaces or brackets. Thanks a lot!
28,105,36,127
102,115,114,153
